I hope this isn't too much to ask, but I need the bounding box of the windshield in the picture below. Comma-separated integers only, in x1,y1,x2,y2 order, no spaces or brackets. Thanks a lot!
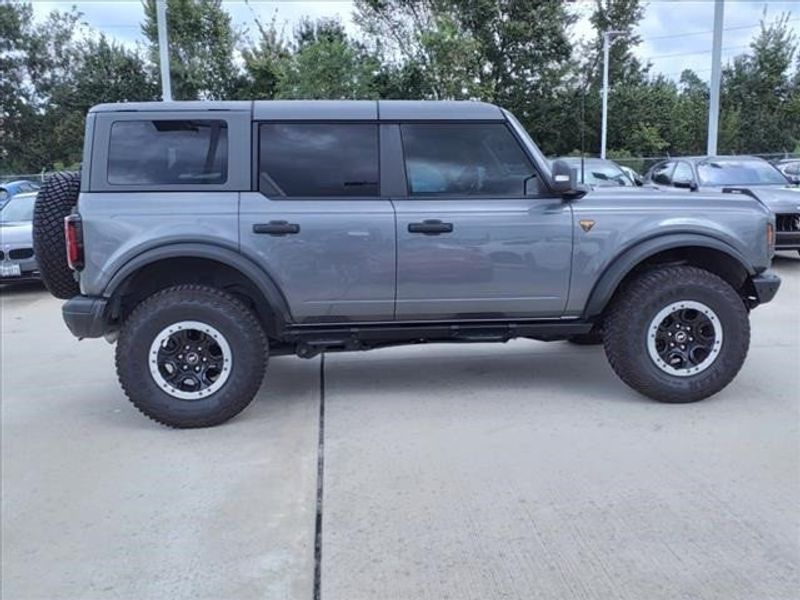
696,159,788,186
563,159,633,187
0,194,36,223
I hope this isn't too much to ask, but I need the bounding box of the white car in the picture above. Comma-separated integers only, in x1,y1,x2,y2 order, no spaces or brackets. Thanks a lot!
0,192,40,281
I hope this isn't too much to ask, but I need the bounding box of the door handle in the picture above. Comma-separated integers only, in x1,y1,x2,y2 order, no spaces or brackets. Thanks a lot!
408,219,453,235
253,221,300,236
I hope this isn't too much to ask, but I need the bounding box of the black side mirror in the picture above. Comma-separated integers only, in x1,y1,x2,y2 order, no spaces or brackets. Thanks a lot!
551,159,578,195
633,174,644,186
674,179,698,191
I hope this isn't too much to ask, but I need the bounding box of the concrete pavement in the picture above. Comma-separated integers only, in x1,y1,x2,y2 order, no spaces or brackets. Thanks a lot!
2,286,320,599
2,253,799,599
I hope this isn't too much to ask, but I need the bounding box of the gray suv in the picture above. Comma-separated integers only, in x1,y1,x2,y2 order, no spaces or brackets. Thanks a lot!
644,156,800,253
32,100,781,428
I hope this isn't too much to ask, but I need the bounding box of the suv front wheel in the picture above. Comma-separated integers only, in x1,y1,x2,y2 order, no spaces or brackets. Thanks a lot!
116,285,268,428
604,265,750,403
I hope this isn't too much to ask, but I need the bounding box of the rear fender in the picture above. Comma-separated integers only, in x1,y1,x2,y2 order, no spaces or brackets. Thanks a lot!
104,243,293,329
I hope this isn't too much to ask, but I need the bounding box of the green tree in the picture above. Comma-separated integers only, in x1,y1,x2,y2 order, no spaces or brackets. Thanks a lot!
353,0,576,153
720,13,797,154
142,0,241,100
1,2,158,172
586,0,649,86
276,18,381,99
354,0,486,100
0,2,83,172
238,11,290,99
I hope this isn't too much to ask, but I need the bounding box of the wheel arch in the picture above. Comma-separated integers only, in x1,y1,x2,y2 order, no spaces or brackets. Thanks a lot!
104,244,292,337
583,234,756,320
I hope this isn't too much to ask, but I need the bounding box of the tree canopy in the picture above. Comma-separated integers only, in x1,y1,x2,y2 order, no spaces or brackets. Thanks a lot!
1,0,798,174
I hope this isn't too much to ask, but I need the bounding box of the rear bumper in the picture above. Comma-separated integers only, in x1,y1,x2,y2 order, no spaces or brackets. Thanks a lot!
750,271,781,306
62,295,109,338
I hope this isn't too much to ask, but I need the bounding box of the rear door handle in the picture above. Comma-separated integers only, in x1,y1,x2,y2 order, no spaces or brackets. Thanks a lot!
408,219,453,235
253,221,300,236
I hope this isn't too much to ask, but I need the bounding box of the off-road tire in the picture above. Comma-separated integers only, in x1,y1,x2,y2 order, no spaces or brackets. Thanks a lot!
604,265,749,403
116,285,268,428
32,171,81,299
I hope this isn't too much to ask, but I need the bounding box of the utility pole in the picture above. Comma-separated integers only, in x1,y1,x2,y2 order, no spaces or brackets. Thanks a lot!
601,30,625,160
156,0,172,102
707,0,724,155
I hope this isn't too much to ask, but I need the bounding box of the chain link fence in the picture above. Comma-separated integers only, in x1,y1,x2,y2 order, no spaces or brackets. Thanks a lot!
0,172,57,185
3,153,799,183
598,152,800,175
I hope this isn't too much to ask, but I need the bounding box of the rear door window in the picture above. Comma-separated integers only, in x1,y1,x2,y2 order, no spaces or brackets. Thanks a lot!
400,123,540,196
107,120,228,185
258,123,379,197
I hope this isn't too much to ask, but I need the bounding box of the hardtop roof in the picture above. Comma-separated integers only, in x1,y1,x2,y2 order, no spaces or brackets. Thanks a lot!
89,100,506,121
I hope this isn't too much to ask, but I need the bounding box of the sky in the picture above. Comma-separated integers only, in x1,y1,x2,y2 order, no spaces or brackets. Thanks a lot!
29,0,800,82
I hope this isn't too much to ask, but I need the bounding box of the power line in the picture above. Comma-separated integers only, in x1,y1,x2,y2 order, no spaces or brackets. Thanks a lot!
645,44,748,61
640,17,800,42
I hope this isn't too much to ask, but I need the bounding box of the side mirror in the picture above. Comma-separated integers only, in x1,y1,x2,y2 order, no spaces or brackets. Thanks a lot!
551,159,578,195
673,179,698,191
633,174,644,186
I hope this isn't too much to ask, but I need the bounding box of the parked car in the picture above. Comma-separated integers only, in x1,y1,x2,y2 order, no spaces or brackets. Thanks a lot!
32,100,779,427
774,158,800,181
644,155,800,254
0,180,40,210
555,157,636,187
0,191,40,281
618,164,644,186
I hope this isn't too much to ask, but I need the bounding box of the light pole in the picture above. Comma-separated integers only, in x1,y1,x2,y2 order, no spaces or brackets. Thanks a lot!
707,0,725,155
601,30,625,159
156,0,172,102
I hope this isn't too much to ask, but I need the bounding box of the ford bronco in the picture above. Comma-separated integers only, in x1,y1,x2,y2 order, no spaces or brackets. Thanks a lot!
32,100,781,427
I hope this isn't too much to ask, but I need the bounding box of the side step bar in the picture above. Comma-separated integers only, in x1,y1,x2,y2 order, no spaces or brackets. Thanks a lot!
281,319,594,358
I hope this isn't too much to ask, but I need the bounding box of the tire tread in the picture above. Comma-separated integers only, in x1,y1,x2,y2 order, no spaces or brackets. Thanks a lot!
603,265,750,403
115,285,268,428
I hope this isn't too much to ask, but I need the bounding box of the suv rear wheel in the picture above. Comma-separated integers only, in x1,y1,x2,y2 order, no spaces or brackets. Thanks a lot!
604,265,749,403
116,285,267,428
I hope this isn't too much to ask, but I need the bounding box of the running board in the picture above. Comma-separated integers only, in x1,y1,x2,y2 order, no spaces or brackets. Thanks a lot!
282,319,594,358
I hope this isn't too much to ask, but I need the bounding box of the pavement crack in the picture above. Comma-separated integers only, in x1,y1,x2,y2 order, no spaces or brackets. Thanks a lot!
313,353,326,600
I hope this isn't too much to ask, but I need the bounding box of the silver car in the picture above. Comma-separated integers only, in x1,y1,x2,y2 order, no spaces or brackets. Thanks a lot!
0,192,39,281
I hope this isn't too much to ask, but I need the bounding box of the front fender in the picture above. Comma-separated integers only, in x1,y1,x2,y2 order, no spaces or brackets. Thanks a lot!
581,233,755,319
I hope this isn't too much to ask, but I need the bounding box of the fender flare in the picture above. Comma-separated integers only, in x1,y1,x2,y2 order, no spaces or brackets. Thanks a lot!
104,243,293,329
583,233,755,319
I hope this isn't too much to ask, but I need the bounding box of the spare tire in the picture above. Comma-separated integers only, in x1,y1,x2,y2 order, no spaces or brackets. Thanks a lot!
33,171,81,299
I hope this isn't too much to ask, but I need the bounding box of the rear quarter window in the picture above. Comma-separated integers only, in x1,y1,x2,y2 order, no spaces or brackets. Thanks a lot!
107,120,228,185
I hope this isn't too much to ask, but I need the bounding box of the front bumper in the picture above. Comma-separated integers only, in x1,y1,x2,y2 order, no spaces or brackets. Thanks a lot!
775,231,800,250
750,271,781,306
62,295,109,338
1,256,39,281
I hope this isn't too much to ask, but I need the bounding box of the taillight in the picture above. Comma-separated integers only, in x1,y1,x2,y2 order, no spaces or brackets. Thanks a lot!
64,214,84,271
